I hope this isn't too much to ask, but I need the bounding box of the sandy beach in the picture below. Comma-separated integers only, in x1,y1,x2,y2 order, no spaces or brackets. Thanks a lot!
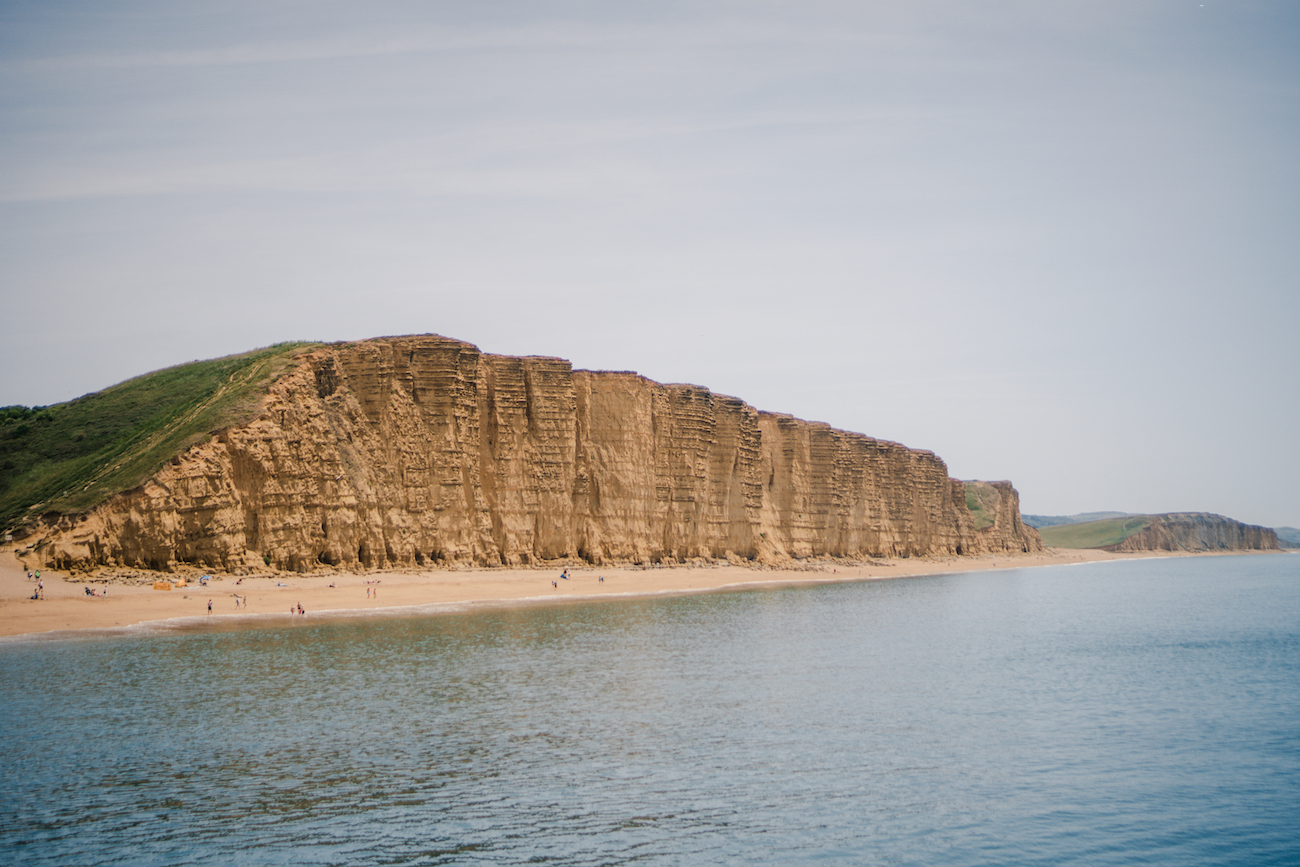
0,546,1279,640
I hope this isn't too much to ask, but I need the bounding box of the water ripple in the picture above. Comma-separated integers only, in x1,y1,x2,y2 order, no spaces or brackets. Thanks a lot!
3,555,1299,865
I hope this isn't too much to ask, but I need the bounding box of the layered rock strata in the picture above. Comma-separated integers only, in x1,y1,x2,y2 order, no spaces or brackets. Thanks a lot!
1102,513,1279,553
30,335,1042,572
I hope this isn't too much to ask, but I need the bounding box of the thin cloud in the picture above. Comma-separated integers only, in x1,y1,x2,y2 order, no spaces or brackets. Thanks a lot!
4,17,906,74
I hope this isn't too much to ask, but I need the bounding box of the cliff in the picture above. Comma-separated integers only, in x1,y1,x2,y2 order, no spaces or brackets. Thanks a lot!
1100,513,1279,553
23,335,1041,573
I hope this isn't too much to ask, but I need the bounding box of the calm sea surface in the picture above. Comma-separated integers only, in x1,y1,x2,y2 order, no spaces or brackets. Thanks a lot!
2,554,1298,866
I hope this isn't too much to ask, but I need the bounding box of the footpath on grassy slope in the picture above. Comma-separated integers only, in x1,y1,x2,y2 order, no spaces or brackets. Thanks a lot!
0,343,318,532
1038,516,1153,549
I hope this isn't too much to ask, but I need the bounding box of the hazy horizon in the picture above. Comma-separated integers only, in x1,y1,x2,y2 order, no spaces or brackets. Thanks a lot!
2,1,1297,528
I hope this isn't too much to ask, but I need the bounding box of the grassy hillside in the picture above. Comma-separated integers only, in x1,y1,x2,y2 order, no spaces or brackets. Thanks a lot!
1038,516,1153,549
964,482,998,530
1023,511,1129,529
0,342,319,531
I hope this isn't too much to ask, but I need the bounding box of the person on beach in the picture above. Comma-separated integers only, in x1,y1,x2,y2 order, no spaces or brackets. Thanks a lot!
207,599,212,614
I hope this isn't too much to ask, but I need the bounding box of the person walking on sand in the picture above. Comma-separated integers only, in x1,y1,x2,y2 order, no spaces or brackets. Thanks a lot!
207,599,213,614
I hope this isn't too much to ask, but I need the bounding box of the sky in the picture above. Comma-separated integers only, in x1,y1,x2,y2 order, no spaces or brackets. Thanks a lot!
2,1,1297,528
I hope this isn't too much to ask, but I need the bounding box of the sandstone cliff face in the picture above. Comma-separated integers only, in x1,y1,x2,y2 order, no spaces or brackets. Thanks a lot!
1102,513,1279,553
32,335,1042,572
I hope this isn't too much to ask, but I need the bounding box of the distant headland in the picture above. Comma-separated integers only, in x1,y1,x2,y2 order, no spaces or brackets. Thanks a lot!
1027,512,1279,553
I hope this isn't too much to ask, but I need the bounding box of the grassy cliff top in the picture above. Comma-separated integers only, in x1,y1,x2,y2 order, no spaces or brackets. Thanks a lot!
0,342,319,531
1038,515,1154,549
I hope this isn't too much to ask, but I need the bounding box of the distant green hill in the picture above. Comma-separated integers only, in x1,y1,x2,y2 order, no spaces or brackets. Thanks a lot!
1038,516,1153,549
0,342,318,531
1023,511,1129,529
1276,527,1300,548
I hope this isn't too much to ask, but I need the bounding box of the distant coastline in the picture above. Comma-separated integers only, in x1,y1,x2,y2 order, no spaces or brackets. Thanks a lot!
1029,512,1277,552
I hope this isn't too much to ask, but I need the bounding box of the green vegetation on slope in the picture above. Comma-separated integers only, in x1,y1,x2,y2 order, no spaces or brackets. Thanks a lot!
1022,511,1129,529
1038,516,1153,549
0,342,319,530
965,483,997,531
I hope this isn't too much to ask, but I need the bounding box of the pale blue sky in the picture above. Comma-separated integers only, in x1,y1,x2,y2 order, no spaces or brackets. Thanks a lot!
2,1,1297,527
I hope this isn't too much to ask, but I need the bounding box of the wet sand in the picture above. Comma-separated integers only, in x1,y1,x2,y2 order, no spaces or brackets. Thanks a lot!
0,547,1277,640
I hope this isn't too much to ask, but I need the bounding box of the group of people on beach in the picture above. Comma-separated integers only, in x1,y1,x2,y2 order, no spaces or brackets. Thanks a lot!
552,570,606,588
83,586,107,598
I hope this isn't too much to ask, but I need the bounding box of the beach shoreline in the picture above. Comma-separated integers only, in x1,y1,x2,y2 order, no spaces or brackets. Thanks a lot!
0,547,1285,641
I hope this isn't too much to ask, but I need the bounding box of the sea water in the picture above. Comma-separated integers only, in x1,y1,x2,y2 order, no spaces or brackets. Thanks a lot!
1,554,1298,866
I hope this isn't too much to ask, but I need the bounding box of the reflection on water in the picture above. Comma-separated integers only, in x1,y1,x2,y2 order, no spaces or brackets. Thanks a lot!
2,555,1299,865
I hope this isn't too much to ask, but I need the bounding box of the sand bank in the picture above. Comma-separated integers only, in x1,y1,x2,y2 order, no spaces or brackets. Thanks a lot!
0,547,1277,640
